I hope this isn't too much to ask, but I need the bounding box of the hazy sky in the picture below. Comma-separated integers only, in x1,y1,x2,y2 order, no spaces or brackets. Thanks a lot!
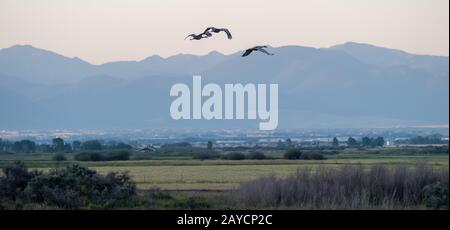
1,0,448,64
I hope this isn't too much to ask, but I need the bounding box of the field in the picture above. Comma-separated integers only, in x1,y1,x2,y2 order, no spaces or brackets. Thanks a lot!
1,150,448,191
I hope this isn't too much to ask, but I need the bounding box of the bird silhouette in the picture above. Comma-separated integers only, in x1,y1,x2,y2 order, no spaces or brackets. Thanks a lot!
185,27,232,40
204,27,232,39
242,46,274,57
184,33,209,40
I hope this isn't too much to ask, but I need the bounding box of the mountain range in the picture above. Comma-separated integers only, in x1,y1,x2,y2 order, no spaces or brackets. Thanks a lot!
0,42,448,130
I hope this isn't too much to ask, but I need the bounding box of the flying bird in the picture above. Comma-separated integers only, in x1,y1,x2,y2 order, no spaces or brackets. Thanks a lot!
204,27,232,39
242,46,274,57
184,33,209,40
185,27,232,40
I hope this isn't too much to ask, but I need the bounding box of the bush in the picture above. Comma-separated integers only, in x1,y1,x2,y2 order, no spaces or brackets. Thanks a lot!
300,153,326,160
423,181,449,209
74,152,104,161
222,152,246,160
142,189,210,209
114,142,133,150
193,153,219,160
247,152,267,160
74,151,131,161
0,161,137,209
284,149,302,159
0,161,39,200
52,153,67,161
24,165,137,209
107,151,131,161
81,140,102,151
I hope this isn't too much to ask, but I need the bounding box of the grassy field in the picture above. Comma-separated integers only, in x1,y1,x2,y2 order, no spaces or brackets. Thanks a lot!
95,154,449,190
1,152,447,190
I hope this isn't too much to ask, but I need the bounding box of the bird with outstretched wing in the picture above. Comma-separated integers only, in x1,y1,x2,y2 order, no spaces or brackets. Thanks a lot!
242,46,274,57
204,27,232,39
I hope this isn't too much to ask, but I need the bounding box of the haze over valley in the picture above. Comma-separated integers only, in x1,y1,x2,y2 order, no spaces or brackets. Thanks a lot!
0,42,448,130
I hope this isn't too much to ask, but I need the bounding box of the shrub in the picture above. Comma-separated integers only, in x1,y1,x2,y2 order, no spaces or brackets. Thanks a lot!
423,181,449,209
74,152,104,161
24,165,137,209
74,151,131,161
0,161,39,200
52,153,67,161
222,152,246,160
107,151,131,161
247,152,267,160
193,153,219,160
81,140,102,151
0,162,137,209
114,142,133,150
142,189,210,209
300,153,326,160
283,149,302,159
233,164,449,209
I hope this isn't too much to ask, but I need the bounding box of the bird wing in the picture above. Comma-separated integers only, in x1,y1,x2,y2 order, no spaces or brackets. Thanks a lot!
242,49,254,57
258,48,274,56
184,34,196,40
220,28,232,39
204,27,215,33
203,31,213,37
254,45,268,49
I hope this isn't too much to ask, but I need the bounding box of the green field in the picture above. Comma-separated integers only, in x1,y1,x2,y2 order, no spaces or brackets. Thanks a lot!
1,151,447,190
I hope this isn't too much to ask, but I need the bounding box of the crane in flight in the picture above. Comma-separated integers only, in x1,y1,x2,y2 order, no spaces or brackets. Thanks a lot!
203,27,232,39
185,27,232,40
184,33,210,40
242,46,274,57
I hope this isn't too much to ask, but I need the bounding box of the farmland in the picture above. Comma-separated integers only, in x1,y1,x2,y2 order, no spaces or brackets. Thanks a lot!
1,150,448,190
0,145,448,209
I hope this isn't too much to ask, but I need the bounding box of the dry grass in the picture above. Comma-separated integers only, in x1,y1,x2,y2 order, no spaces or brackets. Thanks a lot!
233,164,449,209
17,156,448,191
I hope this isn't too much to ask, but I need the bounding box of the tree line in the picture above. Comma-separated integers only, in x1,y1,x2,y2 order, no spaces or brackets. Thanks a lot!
0,138,132,154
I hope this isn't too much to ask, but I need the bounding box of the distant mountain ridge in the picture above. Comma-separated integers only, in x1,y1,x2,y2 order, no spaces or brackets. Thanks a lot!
0,42,448,130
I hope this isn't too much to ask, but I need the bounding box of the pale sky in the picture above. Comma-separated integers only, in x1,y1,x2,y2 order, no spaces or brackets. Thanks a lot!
0,0,448,64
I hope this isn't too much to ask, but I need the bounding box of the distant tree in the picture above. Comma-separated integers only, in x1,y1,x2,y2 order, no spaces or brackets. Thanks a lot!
52,138,65,152
52,153,67,162
114,142,132,150
300,152,326,160
74,152,104,161
284,149,302,160
362,137,371,147
373,137,385,147
81,140,102,151
406,135,446,145
286,138,293,148
12,142,20,152
277,140,286,149
23,140,35,153
361,136,384,147
38,144,52,153
222,152,246,160
12,140,36,153
72,141,81,151
347,137,358,147
107,151,131,161
247,152,267,160
207,141,213,151
194,152,219,160
332,137,339,147
161,142,192,148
